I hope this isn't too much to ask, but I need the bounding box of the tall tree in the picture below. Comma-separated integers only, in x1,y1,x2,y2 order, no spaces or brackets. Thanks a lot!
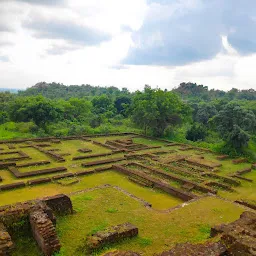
132,86,191,136
213,103,256,149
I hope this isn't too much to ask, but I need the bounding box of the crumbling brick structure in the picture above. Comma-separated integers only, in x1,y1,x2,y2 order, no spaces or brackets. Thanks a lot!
29,209,61,256
211,211,256,256
86,223,138,251
0,223,14,255
0,194,73,256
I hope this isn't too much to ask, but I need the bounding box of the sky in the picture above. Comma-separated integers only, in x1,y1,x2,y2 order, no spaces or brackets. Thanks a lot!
0,0,256,91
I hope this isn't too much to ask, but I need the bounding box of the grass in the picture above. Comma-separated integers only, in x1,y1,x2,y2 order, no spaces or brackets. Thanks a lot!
11,188,245,256
0,134,255,256
106,208,118,213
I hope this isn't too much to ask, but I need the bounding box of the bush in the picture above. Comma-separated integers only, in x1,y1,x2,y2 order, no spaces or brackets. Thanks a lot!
186,123,207,141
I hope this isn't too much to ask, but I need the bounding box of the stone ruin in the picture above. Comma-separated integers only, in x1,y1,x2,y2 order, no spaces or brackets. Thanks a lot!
157,210,256,256
211,211,256,255
0,194,73,256
86,223,138,252
0,223,14,256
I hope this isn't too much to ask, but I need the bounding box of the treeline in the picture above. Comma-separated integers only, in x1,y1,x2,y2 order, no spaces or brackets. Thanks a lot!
174,82,256,101
18,82,130,99
1,82,256,158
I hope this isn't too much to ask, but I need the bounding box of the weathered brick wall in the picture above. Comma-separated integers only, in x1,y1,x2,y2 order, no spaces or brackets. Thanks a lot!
29,209,60,256
211,211,256,256
42,194,73,215
0,223,14,255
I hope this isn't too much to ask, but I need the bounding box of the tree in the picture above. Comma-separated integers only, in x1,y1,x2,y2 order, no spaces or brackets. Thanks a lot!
132,86,191,136
92,95,114,115
186,123,207,141
114,96,131,117
213,103,256,149
9,96,61,129
195,103,217,125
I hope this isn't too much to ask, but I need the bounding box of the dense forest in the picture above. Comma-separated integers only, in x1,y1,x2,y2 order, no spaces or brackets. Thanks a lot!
1,82,256,159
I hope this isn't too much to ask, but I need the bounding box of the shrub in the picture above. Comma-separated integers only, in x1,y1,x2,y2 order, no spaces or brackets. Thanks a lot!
186,123,207,141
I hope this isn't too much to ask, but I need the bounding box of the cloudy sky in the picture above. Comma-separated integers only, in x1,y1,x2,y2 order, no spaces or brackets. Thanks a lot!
0,0,256,91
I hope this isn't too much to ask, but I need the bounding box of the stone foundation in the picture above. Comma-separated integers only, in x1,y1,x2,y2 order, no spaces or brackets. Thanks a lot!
211,211,256,256
86,223,138,251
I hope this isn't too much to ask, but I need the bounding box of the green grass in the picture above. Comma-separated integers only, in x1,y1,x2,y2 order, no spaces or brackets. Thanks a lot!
1,135,255,256
106,208,118,213
11,189,245,256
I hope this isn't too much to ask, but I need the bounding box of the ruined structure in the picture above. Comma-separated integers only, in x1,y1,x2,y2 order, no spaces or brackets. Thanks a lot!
86,223,138,251
0,194,73,256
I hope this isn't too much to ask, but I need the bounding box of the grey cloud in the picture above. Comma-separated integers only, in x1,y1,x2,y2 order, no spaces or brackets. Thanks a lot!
124,0,256,66
24,17,111,46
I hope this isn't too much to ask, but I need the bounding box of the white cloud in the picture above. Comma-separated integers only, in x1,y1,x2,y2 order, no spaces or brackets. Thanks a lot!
0,0,255,91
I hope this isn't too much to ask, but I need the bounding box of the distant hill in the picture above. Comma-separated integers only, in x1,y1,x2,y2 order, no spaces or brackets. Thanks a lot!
18,82,129,99
173,82,256,101
0,88,21,93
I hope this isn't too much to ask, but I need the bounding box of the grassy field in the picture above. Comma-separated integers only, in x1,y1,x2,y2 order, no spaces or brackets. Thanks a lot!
12,188,245,256
0,134,255,255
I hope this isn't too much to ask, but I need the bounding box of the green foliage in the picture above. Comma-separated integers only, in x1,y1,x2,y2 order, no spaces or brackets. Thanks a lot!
132,85,191,136
92,95,115,115
114,95,131,117
9,96,61,128
194,103,217,125
1,81,256,158
186,123,207,141
213,103,256,150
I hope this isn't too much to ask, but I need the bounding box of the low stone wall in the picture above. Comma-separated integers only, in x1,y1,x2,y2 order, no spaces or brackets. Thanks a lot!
78,148,92,153
0,162,16,170
27,177,52,186
86,223,138,251
82,157,126,167
130,162,216,194
202,172,240,186
29,209,61,256
211,211,256,255
186,158,222,169
234,200,256,210
232,158,248,164
32,145,65,162
8,166,67,178
73,151,119,160
0,182,26,191
113,165,196,201
235,168,251,176
0,150,31,162
205,181,233,192
0,222,14,255
217,155,229,160
16,160,51,168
